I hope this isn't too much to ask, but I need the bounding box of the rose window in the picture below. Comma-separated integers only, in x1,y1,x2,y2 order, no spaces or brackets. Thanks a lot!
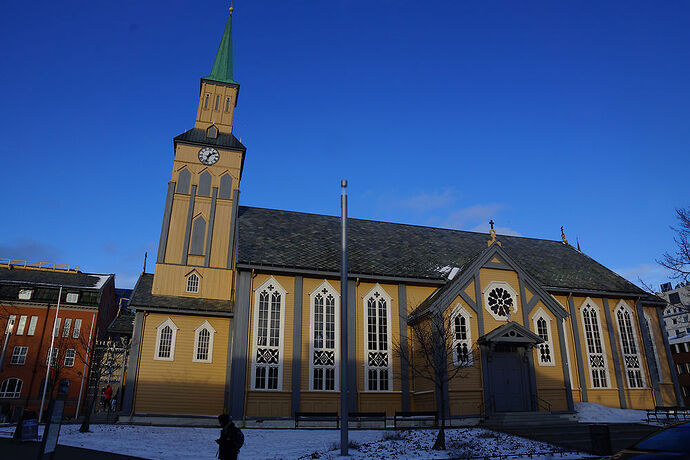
487,287,513,317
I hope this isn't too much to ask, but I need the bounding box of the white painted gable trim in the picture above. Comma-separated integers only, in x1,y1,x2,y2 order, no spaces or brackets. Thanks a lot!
308,280,340,392
154,318,179,361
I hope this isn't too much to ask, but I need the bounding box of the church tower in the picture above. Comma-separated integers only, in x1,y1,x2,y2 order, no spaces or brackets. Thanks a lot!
152,6,245,301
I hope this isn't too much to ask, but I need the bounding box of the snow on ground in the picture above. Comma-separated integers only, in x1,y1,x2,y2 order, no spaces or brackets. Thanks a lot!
575,402,657,425
0,424,586,459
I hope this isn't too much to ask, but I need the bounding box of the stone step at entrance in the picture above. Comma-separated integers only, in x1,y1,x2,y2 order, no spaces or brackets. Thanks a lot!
483,411,577,428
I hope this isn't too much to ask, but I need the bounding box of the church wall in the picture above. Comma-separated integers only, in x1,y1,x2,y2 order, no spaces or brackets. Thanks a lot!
528,302,568,411
405,285,437,315
245,273,294,417
134,312,228,416
552,295,582,403
151,264,234,301
164,193,190,263
210,199,234,268
196,81,238,131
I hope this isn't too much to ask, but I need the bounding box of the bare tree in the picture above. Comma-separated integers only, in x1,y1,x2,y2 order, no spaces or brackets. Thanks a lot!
394,312,474,451
658,207,690,284
78,340,108,432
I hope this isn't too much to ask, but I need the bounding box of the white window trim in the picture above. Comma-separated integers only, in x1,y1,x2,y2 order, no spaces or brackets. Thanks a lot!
450,304,473,366
308,280,340,392
250,277,286,391
532,307,556,367
27,316,38,336
46,348,59,366
614,300,647,389
73,319,82,338
0,378,23,398
644,312,664,383
186,272,200,293
64,349,76,367
62,318,72,337
154,318,179,361
363,284,394,392
16,316,27,335
18,289,33,300
10,346,28,365
482,280,519,321
193,320,216,363
65,293,79,303
580,298,611,389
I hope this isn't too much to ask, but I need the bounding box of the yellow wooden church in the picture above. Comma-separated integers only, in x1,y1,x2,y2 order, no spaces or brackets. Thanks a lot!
121,9,681,425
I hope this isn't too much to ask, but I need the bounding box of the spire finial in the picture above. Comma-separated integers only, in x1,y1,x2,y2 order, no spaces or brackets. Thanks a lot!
229,0,233,13
487,220,501,247
143,251,148,273
561,226,568,245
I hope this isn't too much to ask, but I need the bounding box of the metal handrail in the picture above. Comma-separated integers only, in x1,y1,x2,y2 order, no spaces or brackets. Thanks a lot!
537,396,552,412
0,257,79,272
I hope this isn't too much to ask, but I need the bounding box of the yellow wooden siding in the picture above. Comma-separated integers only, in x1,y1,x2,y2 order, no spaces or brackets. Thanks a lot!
300,393,339,413
134,313,228,415
209,199,233,268
464,279,476,304
411,391,435,411
529,302,568,411
478,268,523,334
164,195,190,263
151,264,234,301
245,391,291,418
405,285,437,315
195,81,239,131
446,295,482,393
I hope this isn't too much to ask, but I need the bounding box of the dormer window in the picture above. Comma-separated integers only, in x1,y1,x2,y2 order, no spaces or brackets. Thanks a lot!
186,272,200,293
65,293,79,304
206,125,218,139
18,289,33,300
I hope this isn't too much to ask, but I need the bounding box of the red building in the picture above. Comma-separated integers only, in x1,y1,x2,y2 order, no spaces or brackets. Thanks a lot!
0,259,117,420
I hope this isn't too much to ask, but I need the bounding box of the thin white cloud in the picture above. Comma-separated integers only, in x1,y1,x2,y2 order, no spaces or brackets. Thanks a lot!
392,188,456,213
613,262,673,292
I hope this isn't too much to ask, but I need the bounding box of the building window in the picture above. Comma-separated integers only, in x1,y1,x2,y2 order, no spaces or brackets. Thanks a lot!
193,321,215,363
66,293,78,303
483,281,518,321
46,348,59,366
198,171,212,197
27,316,38,336
206,124,218,139
190,216,207,255
16,316,27,335
73,319,82,338
214,95,220,110
615,303,645,388
186,272,200,293
154,318,178,361
225,97,231,112
451,305,472,366
310,281,339,391
53,318,62,337
0,378,22,398
533,309,555,366
64,349,76,367
364,285,393,391
62,318,72,337
581,300,609,388
10,346,28,365
251,278,286,390
18,289,32,300
644,313,664,382
219,173,233,199
176,168,191,194
204,93,209,109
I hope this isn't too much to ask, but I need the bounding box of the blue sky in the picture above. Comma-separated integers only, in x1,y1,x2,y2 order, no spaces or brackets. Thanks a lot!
1,1,688,290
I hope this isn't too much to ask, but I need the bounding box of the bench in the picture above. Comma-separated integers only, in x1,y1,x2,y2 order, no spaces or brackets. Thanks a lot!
294,411,339,428
394,411,438,429
349,411,386,428
646,406,689,423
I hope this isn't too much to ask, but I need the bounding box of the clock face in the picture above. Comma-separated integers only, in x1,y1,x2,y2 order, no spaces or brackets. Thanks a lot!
198,147,220,165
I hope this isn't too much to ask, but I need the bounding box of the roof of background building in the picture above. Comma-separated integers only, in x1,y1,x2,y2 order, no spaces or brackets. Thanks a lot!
130,273,233,315
237,206,655,299
0,267,112,290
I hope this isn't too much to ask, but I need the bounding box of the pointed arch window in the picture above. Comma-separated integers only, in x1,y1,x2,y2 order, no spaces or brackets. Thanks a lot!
177,168,191,194
206,124,218,139
219,173,233,199
533,309,555,366
251,278,286,390
581,301,609,388
310,281,339,391
364,285,393,391
155,318,178,361
451,305,472,366
186,272,200,293
193,321,216,363
615,302,645,388
190,216,206,255
198,171,212,197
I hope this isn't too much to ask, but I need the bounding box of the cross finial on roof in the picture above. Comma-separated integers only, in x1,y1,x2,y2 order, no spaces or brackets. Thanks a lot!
561,226,568,245
490,219,494,230
487,220,501,247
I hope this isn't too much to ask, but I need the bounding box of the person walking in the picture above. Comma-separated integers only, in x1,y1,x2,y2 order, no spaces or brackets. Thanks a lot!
216,414,243,460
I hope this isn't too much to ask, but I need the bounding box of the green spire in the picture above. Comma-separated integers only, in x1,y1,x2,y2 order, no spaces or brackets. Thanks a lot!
205,9,237,85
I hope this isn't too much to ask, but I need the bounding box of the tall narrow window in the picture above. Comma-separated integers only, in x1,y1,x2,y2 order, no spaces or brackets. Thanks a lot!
27,316,38,336
644,313,663,382
46,348,59,366
581,301,609,388
62,318,72,337
451,305,472,366
214,95,220,110
204,93,210,109
364,285,393,391
533,309,555,366
53,318,62,338
251,278,285,390
219,173,233,199
176,168,191,194
186,272,200,293
155,318,178,361
73,319,82,338
310,281,339,391
193,321,216,363
615,303,645,388
64,349,75,367
225,97,231,112
16,316,27,335
190,216,206,255
198,171,212,197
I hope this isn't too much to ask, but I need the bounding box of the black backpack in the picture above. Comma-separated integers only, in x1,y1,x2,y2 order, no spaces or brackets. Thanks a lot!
231,426,244,450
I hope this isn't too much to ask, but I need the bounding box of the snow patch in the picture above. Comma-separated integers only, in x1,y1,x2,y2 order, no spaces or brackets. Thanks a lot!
435,266,460,280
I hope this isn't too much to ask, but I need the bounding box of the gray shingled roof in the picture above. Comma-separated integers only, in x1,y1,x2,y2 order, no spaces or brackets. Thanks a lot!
130,273,233,315
0,267,111,289
237,206,651,297
174,128,246,151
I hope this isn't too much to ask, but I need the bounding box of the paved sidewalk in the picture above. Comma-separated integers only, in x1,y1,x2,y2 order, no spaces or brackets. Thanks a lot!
0,437,145,459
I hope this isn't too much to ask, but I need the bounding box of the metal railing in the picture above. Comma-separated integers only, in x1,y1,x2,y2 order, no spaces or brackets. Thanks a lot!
537,396,552,412
0,257,79,272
